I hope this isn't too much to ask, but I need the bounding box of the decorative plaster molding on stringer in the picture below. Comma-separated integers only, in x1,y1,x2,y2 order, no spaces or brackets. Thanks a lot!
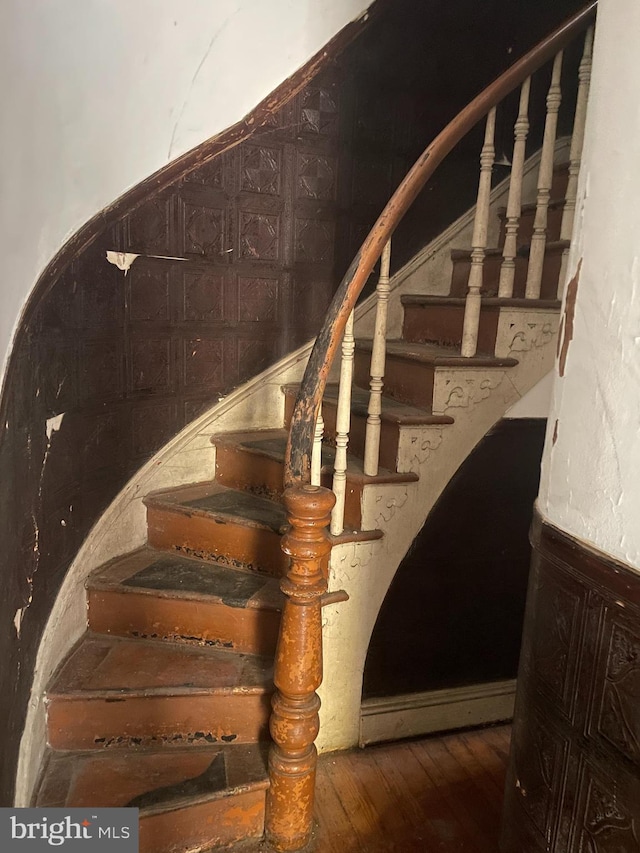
318,332,557,753
397,425,445,474
433,369,505,415
495,308,560,358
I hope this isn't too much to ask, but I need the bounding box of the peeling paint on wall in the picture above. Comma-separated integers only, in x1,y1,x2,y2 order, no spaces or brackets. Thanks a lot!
105,250,189,274
45,413,64,442
558,258,581,377
106,251,140,274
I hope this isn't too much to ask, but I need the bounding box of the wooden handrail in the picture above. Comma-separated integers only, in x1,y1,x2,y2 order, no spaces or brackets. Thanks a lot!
284,1,597,488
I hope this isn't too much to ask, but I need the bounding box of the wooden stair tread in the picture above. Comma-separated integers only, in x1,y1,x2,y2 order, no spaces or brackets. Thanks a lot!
36,743,269,815
450,238,569,261
517,238,570,256
88,547,283,612
401,294,561,310
283,383,454,426
48,635,273,699
355,339,518,367
497,196,566,216
213,428,419,486
145,482,288,535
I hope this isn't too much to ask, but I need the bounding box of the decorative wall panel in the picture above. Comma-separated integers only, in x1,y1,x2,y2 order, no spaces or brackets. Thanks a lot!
238,211,280,260
574,759,640,852
501,513,640,852
182,268,224,322
595,616,640,765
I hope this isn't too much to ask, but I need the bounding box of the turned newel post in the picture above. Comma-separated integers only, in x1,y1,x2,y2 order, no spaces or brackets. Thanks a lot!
265,483,336,852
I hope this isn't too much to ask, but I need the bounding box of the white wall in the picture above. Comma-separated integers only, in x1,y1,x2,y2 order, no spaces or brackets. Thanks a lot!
504,373,552,419
538,0,640,570
0,0,370,391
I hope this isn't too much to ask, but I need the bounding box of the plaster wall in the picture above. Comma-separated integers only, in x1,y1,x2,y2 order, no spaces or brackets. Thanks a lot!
538,0,640,571
0,0,370,389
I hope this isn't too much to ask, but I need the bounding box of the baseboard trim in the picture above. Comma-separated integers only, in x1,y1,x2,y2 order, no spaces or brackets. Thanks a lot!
359,679,516,746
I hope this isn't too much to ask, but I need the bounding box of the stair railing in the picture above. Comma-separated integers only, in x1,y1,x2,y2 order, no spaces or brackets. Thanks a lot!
265,5,596,850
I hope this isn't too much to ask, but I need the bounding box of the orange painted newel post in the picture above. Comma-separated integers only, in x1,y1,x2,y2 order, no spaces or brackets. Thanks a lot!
265,483,335,852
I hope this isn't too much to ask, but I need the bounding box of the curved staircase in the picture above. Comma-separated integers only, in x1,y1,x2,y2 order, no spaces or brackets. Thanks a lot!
32,6,596,852
34,158,569,850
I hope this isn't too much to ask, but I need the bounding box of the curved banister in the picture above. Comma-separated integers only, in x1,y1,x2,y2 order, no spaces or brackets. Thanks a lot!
284,0,597,487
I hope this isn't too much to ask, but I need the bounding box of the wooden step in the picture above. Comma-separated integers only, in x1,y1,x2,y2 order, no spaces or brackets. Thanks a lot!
145,482,289,576
449,239,569,300
214,429,290,503
550,160,569,200
87,547,283,656
497,197,566,249
36,743,268,853
214,428,418,531
46,635,273,750
354,341,517,409
401,295,561,352
283,384,453,473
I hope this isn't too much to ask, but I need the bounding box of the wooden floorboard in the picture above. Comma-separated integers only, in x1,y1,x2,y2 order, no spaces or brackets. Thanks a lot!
232,724,510,852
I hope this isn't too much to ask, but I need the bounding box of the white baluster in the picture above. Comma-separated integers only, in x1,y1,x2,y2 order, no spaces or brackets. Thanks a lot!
498,78,531,298
525,51,564,299
330,310,355,536
558,25,594,295
311,406,324,488
364,240,392,477
461,106,496,357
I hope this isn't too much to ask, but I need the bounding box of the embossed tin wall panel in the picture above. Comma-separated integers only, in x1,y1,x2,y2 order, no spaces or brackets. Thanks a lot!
501,515,640,852
591,611,640,768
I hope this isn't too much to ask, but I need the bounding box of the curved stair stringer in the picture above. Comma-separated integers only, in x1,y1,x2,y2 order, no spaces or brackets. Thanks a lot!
317,321,558,753
16,338,319,808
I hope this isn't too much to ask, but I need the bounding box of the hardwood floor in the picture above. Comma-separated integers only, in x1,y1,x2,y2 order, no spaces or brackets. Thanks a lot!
234,724,510,852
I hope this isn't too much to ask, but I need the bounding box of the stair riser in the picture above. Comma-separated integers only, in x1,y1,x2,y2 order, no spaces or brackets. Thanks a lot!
354,350,435,409
216,443,284,503
46,693,271,750
450,251,562,300
551,163,569,199
319,399,400,473
147,506,286,576
498,202,564,249
139,789,265,853
403,304,500,353
88,589,280,657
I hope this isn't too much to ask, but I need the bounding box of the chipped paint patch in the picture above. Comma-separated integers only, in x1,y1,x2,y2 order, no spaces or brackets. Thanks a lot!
106,251,140,274
558,259,581,377
106,250,190,274
45,413,64,442
14,587,34,638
